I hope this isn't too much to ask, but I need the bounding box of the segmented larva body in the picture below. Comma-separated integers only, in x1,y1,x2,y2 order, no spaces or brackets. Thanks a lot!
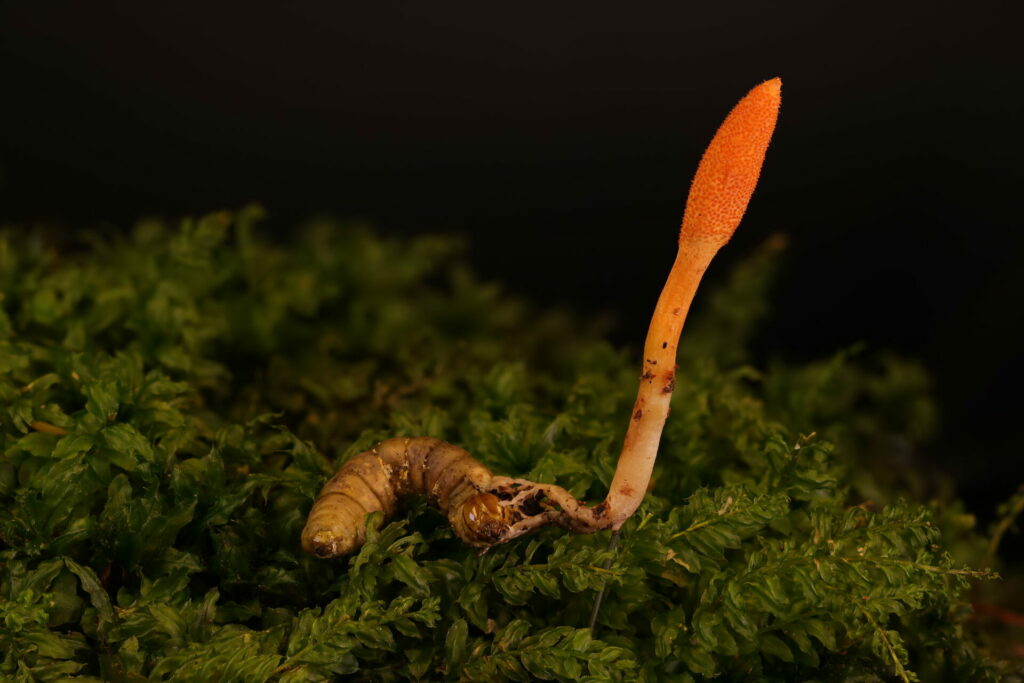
301,437,511,558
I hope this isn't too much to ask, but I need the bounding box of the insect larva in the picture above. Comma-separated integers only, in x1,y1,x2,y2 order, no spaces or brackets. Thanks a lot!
301,436,512,558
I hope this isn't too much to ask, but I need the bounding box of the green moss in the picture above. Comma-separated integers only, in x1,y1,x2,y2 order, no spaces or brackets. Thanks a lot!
0,208,1011,681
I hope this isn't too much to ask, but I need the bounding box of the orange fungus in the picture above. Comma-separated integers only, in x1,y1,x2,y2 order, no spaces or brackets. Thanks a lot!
680,77,781,250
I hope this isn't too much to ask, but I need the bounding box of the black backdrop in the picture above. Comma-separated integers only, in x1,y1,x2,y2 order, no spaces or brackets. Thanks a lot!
1,2,1021,524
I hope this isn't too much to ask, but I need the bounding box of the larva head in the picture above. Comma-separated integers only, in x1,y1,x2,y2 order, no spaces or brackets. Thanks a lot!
453,492,512,547
301,520,360,559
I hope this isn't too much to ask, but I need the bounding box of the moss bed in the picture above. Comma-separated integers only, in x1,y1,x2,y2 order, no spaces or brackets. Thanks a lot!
0,208,1017,681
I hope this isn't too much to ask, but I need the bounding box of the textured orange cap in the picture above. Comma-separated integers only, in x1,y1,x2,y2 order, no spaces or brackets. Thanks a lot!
680,77,781,249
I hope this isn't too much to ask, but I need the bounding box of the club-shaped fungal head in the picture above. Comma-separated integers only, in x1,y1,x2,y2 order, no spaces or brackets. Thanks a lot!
680,77,781,252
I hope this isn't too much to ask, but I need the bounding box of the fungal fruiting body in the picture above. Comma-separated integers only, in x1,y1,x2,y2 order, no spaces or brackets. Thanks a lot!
605,77,781,528
303,78,781,558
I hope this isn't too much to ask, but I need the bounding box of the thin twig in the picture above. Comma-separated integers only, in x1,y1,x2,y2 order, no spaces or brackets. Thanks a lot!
588,530,621,635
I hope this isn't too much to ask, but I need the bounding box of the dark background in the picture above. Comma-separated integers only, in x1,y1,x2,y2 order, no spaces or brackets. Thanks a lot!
1,2,1021,523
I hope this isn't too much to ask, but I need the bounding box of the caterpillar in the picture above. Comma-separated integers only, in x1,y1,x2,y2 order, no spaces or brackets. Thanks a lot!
302,437,512,558
301,436,607,558
303,78,781,558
